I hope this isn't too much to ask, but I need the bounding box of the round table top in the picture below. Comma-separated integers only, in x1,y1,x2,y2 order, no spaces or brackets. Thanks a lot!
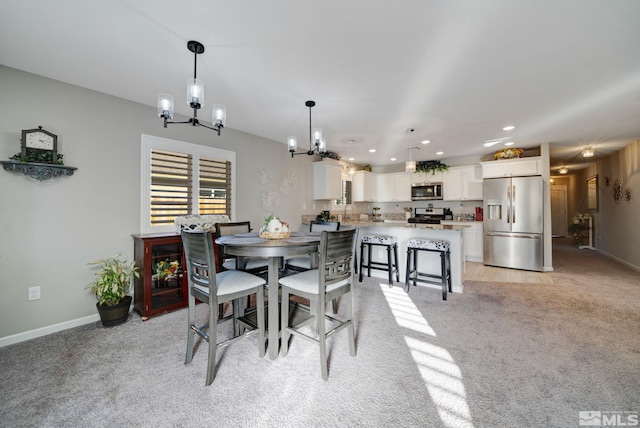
216,232,321,257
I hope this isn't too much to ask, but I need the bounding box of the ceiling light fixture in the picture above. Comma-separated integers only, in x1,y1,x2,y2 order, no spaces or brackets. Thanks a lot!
369,149,376,153
158,41,226,135
582,147,595,158
288,100,326,157
503,125,515,131
504,141,514,146
436,151,444,155
421,140,430,145
404,128,417,173
559,166,569,174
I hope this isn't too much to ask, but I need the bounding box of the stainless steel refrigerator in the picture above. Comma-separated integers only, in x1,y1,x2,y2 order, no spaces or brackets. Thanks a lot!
483,175,543,271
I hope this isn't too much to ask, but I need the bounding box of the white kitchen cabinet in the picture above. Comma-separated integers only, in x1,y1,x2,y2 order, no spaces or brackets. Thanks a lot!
352,171,378,202
313,161,342,200
480,157,542,178
378,172,411,202
441,221,483,262
443,166,483,201
411,171,444,184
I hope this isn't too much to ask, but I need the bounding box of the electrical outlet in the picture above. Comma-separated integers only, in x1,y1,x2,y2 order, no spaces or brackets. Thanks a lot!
28,286,41,301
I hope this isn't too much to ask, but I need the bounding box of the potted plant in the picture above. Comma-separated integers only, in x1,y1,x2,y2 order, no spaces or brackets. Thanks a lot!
86,253,140,327
415,160,449,175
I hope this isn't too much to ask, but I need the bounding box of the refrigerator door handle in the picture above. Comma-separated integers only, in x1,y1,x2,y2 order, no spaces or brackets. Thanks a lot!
512,184,516,224
506,185,512,223
485,232,541,239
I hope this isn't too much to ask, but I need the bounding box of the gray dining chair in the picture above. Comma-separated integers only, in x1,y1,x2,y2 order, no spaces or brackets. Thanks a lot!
285,221,340,271
279,229,357,381
181,229,266,386
215,221,269,273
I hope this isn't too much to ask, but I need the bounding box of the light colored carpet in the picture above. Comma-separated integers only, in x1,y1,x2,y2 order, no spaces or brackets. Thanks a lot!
1,239,639,427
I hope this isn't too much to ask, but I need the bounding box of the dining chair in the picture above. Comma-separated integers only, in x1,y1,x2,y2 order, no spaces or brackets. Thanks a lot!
215,221,269,274
181,229,266,386
279,229,357,381
285,221,340,271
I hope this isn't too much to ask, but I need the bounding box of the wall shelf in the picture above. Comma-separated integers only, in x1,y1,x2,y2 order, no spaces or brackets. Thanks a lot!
0,160,77,181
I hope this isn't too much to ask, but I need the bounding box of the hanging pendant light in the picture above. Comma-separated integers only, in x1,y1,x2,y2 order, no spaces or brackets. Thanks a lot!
405,128,417,173
157,40,226,135
288,100,327,157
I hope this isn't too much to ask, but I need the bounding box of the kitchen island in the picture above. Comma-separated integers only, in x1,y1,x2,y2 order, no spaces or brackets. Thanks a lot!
304,220,469,293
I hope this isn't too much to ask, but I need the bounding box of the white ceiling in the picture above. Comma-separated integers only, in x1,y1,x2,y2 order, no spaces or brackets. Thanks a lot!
2,1,639,172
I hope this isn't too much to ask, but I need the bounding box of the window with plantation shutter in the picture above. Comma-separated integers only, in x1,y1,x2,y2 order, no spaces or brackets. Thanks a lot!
141,134,235,233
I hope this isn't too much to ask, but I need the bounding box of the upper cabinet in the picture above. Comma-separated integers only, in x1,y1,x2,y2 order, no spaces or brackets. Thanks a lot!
411,171,444,184
352,171,378,202
378,172,412,202
313,161,342,200
443,166,483,201
480,157,542,178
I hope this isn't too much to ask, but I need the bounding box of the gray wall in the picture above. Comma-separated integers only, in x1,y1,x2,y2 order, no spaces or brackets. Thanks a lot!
0,66,317,340
586,140,640,269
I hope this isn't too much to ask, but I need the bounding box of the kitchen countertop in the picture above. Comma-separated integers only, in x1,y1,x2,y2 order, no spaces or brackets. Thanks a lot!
339,220,471,231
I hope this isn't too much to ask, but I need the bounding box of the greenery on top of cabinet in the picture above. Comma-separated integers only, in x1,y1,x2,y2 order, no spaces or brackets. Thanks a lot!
416,160,449,175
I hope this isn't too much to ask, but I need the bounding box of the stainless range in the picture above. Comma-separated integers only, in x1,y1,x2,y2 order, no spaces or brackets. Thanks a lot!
407,207,445,224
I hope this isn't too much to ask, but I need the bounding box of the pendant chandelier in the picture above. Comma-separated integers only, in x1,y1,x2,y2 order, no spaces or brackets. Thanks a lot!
157,41,226,135
288,100,326,157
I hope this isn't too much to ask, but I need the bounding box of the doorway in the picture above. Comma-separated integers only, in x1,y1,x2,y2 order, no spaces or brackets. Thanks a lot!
550,185,568,237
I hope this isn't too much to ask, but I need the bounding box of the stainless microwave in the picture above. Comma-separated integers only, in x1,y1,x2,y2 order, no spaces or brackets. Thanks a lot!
411,182,443,200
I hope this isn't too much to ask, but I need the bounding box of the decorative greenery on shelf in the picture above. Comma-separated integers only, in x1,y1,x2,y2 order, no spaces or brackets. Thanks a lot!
415,160,449,175
10,149,64,165
318,150,341,160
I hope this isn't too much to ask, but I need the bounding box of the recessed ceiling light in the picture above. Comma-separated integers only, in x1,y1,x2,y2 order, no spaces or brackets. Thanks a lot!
436,151,444,155
504,141,514,146
347,139,356,144
503,125,515,131
421,140,430,145
390,157,396,161
558,167,569,174
348,157,355,161
368,149,376,153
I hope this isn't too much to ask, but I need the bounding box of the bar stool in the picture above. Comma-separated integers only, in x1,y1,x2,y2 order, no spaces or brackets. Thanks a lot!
405,238,452,300
359,234,399,285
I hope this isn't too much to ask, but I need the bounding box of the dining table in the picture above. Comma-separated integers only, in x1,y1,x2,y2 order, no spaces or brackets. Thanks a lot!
215,231,320,359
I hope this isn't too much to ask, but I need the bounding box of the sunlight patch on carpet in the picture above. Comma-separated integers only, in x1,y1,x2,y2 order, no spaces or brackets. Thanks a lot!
381,284,474,428
380,285,436,336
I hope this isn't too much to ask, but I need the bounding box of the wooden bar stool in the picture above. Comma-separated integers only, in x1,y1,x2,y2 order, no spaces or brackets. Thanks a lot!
405,238,452,300
359,234,399,285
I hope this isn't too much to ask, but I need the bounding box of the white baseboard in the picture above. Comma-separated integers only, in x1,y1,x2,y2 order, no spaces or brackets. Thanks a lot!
598,249,640,274
0,313,101,348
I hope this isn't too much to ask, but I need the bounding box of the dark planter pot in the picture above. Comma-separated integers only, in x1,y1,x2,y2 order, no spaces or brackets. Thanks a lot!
96,295,132,327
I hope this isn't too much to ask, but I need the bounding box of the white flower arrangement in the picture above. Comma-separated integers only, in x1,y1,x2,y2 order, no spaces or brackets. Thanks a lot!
572,212,591,224
174,215,230,232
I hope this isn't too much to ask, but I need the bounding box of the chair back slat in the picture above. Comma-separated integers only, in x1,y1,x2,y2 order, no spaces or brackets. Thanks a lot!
319,229,356,287
181,230,217,297
215,221,252,237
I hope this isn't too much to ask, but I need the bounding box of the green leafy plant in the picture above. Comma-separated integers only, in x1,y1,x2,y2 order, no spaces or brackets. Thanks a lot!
86,254,140,306
318,150,341,160
415,160,449,175
10,149,64,165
